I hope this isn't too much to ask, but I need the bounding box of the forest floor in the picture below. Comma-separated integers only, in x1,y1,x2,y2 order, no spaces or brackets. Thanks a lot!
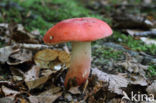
0,0,156,103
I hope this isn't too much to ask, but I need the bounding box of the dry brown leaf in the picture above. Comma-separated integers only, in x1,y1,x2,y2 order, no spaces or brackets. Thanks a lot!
24,65,51,90
25,75,50,90
40,85,61,95
9,23,39,43
41,69,55,76
7,49,32,65
24,65,40,82
0,46,19,63
129,75,148,86
34,49,58,69
68,86,81,94
1,85,19,97
0,97,14,103
58,51,71,67
146,80,156,97
35,49,58,61
91,68,128,95
29,85,62,103
10,68,24,82
117,59,148,76
34,49,70,69
29,92,62,103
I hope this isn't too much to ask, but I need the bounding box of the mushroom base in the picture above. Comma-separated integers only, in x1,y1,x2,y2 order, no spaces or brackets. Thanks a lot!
64,42,91,88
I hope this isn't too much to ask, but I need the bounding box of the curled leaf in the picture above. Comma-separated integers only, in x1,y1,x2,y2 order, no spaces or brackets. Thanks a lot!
7,49,32,65
0,46,19,64
34,49,70,69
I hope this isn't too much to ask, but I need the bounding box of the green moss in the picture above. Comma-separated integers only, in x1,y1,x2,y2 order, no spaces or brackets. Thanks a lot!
0,0,110,35
93,47,123,60
110,31,156,55
148,65,156,77
1,0,154,56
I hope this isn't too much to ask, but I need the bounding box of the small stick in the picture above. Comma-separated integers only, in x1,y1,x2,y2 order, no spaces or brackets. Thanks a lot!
17,43,54,50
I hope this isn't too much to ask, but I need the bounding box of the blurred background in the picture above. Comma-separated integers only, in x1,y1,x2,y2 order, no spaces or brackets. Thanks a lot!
0,0,155,34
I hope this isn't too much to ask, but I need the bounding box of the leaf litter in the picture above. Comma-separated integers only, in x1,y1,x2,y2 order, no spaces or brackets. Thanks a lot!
0,1,156,102
0,22,155,103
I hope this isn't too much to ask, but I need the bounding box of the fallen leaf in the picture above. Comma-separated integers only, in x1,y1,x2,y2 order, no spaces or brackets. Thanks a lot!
25,75,50,90
1,85,19,97
0,97,14,103
29,93,62,103
0,46,19,63
29,85,62,103
10,68,24,82
129,75,148,86
40,85,61,95
58,51,71,67
117,58,148,76
34,49,58,69
7,49,32,65
24,65,48,90
91,68,128,95
41,69,55,76
34,49,70,69
9,23,39,43
24,65,40,82
146,80,156,97
68,86,81,94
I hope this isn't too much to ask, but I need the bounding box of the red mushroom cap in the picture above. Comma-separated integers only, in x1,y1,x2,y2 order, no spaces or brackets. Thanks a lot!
43,17,112,44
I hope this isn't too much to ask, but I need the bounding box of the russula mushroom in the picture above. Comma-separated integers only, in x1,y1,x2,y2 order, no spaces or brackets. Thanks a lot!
43,17,112,88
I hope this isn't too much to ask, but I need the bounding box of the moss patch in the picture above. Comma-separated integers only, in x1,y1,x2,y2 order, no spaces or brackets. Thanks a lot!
93,47,123,60
148,65,156,77
110,31,156,55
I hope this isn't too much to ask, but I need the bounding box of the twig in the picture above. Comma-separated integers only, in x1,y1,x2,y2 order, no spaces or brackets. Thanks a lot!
135,30,156,37
16,43,54,50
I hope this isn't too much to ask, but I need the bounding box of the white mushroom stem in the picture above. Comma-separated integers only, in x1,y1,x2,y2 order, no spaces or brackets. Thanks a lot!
65,42,91,87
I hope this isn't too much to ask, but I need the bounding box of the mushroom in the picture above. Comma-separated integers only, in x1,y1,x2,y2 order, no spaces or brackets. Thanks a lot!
43,17,112,88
